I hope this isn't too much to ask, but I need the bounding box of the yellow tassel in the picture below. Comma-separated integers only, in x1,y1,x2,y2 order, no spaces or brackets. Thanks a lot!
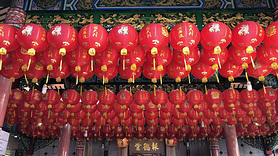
46,73,49,84
123,56,125,71
215,69,219,83
91,59,94,71
32,85,34,95
59,59,63,71
76,75,78,85
0,58,2,71
188,74,191,84
180,86,182,96
245,71,249,82
154,85,156,96
103,75,105,85
130,86,132,96
31,111,33,118
80,85,83,96
232,84,235,94
9,83,12,95
263,84,266,94
153,58,156,70
217,57,222,69
57,86,60,95
205,85,208,95
105,86,107,96
27,57,31,71
250,56,255,68
160,74,162,85
24,74,29,85
184,58,188,71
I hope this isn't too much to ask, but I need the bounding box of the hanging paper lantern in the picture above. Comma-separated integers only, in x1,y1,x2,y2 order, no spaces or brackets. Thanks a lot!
150,90,168,106
78,24,108,56
229,46,257,69
145,46,172,71
9,89,24,104
128,102,143,113
67,102,82,113
113,103,128,113
169,90,187,106
66,46,92,72
47,24,78,56
218,59,243,82
232,21,264,53
17,24,48,55
26,62,46,83
187,90,204,105
246,59,271,81
170,22,200,53
37,47,61,71
94,65,118,84
200,47,228,70
119,62,142,83
54,101,65,114
118,110,131,120
62,89,80,105
143,63,166,83
160,100,173,112
0,63,23,82
200,22,232,52
119,45,145,71
109,24,138,55
49,60,70,82
204,89,222,104
257,44,278,69
166,62,190,83
25,90,42,105
43,90,60,106
98,90,116,105
117,90,133,105
240,89,257,104
11,47,37,71
203,107,215,119
82,104,97,114
81,90,98,105
222,89,239,104
258,87,277,103
191,61,215,83
178,101,192,113
93,46,119,70
70,64,94,84
264,21,278,48
172,47,200,72
139,23,169,54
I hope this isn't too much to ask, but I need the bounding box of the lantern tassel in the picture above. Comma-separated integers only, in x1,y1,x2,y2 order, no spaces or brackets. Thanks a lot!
57,85,60,95
9,83,12,95
46,73,49,84
188,74,191,84
76,75,78,85
24,74,29,85
250,56,255,68
80,85,83,96
160,74,162,85
263,84,266,94
0,58,2,71
123,56,125,71
153,58,156,70
215,69,219,83
205,85,208,95
105,86,107,96
154,85,156,97
32,85,34,95
217,57,222,69
59,59,63,71
245,71,249,82
91,59,94,71
27,57,31,71
31,110,33,118
130,86,132,96
184,58,188,71
180,86,182,96
232,83,235,94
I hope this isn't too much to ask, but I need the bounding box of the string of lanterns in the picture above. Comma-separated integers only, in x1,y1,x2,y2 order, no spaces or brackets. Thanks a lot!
5,87,278,140
0,21,277,85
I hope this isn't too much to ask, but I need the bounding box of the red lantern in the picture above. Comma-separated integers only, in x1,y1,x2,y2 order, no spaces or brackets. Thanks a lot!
81,90,98,105
160,100,173,112
212,116,225,126
82,104,97,113
218,59,243,81
93,46,119,69
78,24,108,56
9,89,24,104
94,65,118,84
43,90,60,106
119,45,145,71
200,47,228,70
172,47,200,72
109,24,138,55
222,89,239,104
240,89,256,104
17,24,48,55
204,89,222,111
200,22,232,51
70,64,94,84
232,21,264,52
134,90,150,106
66,46,92,72
187,90,204,105
113,103,128,113
37,47,61,71
178,102,192,113
257,44,278,69
11,47,36,71
139,23,169,53
246,59,271,81
118,110,131,120
258,87,277,103
264,21,278,48
145,102,158,112
169,90,186,107
128,102,143,113
54,101,65,114
62,89,80,105
119,62,142,83
67,102,82,113
150,90,168,106
26,62,46,83
228,45,257,69
191,61,215,83
166,62,190,83
98,90,116,105
47,24,78,56
49,60,70,82
145,46,172,71
170,22,200,53
25,90,42,105
143,63,166,83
